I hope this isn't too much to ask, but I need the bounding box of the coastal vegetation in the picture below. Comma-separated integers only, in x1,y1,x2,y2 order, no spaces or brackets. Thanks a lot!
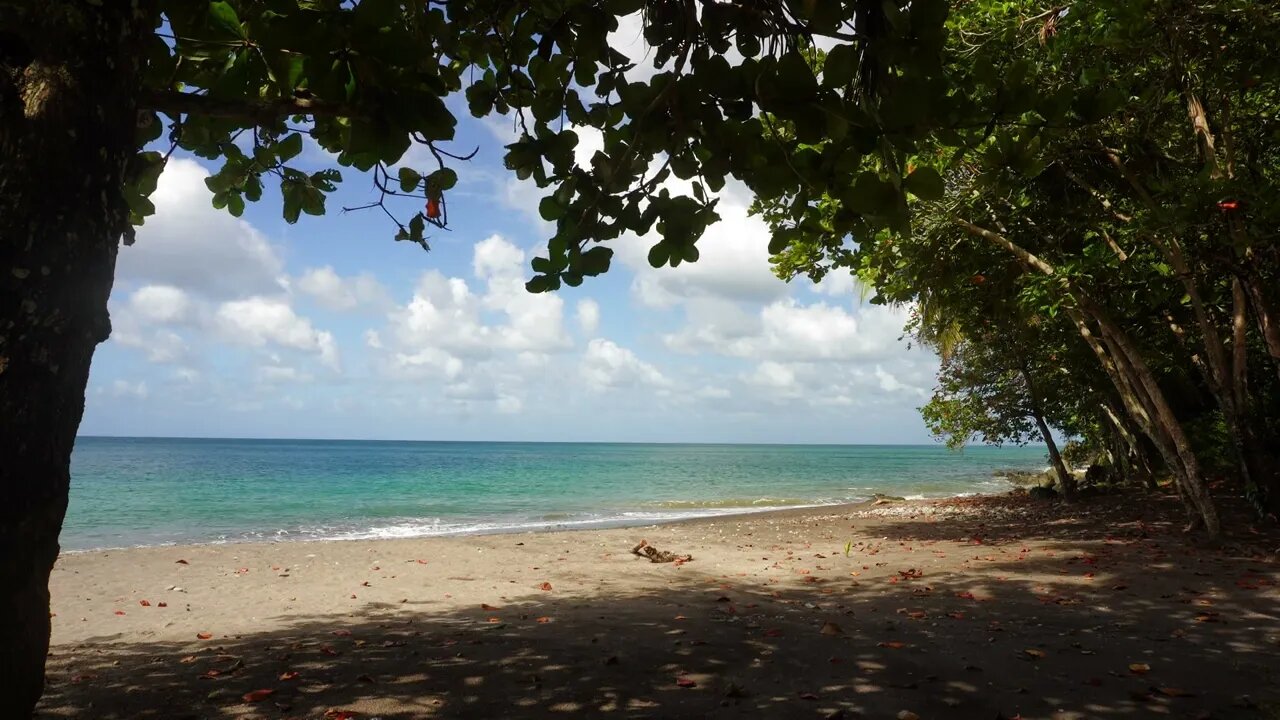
2,0,1278,715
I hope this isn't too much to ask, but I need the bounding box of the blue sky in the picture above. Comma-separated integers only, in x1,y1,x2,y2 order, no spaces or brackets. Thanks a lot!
80,22,942,444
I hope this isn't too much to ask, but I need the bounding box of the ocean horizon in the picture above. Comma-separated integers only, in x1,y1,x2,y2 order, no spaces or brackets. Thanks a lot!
64,436,1051,551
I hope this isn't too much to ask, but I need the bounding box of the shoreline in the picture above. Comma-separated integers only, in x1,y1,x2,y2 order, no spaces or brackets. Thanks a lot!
59,490,1019,555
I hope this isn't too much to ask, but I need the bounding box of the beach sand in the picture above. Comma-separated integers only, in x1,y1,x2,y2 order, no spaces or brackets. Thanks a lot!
41,492,1280,719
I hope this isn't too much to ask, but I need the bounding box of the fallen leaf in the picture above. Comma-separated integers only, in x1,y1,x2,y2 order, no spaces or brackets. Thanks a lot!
763,628,784,638
175,559,189,565
799,692,819,700
179,655,197,664
325,710,359,719
897,711,920,720
196,632,213,640
157,602,168,608
1156,687,1194,697
139,600,151,607
878,641,906,649
675,676,697,688
242,689,274,702
538,582,553,591
486,616,502,623
481,603,500,611
1129,663,1151,674
113,610,126,616
955,591,976,600
1024,649,1046,659
331,629,352,637
415,559,429,565
279,671,300,681
947,612,966,620
820,621,843,636
535,616,552,623
320,645,340,656
199,669,221,679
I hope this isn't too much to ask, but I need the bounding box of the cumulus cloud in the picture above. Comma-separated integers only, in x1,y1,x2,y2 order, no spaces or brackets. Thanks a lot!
576,298,601,336
216,297,341,371
116,159,285,299
581,338,670,391
295,266,391,312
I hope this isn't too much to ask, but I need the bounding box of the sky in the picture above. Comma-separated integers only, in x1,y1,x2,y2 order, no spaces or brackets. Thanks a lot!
79,19,942,444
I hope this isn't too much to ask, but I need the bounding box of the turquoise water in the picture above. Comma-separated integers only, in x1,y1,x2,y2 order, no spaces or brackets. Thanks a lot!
64,437,1049,550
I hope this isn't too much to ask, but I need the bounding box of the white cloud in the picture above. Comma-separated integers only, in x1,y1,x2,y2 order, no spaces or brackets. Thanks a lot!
576,298,601,336
116,159,285,299
128,285,192,324
216,296,341,371
667,299,907,363
296,266,390,312
581,338,669,391
107,379,149,399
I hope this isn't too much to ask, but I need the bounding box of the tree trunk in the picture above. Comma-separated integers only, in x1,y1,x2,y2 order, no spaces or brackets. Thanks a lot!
0,4,146,715
1033,413,1075,497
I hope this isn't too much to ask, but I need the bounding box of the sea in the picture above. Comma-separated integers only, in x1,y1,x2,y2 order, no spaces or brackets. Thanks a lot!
63,437,1050,551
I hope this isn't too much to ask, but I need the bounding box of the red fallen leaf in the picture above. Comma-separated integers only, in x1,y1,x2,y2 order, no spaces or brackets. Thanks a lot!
179,655,198,663
320,645,340,656
331,629,352,636
199,669,221,679
946,612,966,620
361,581,371,587
878,641,906,649
535,616,552,623
279,671,300,681
486,617,502,623
538,582,553,591
196,632,213,640
481,603,501,611
157,602,168,608
763,628,784,638
325,711,359,720
906,611,927,619
139,600,151,607
415,559,429,565
1083,573,1095,579
243,689,274,703
114,610,126,616
955,591,976,600
349,594,357,599
175,559,189,564
675,676,697,688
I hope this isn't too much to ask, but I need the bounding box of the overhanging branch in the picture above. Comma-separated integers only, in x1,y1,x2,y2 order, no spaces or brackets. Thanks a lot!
139,89,361,123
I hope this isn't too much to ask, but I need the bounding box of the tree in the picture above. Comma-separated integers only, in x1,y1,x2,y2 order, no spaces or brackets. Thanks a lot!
0,0,913,714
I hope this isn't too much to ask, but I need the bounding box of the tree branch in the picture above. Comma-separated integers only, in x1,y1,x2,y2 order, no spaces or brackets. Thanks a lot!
140,89,361,123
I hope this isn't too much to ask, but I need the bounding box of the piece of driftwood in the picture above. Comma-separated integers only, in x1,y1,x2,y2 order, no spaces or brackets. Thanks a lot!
631,539,692,563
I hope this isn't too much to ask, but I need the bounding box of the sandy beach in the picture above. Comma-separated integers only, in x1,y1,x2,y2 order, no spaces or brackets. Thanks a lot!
41,492,1280,719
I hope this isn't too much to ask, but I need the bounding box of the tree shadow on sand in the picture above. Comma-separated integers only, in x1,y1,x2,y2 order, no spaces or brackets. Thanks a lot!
39,493,1280,719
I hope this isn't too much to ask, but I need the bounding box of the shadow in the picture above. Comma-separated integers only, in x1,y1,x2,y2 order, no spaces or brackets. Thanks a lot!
39,495,1280,719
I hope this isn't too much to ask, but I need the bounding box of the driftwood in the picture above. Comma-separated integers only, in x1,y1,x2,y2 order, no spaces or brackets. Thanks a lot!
631,539,692,564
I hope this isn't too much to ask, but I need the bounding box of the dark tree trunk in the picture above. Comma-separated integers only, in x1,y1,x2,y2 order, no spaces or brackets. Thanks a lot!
0,3,146,715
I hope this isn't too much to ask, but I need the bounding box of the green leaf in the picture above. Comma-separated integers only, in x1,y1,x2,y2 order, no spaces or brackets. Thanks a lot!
398,167,422,193
277,133,304,163
426,167,458,191
208,1,246,39
904,166,945,201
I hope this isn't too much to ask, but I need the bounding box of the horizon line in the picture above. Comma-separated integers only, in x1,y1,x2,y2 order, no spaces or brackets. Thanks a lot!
76,434,1044,449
